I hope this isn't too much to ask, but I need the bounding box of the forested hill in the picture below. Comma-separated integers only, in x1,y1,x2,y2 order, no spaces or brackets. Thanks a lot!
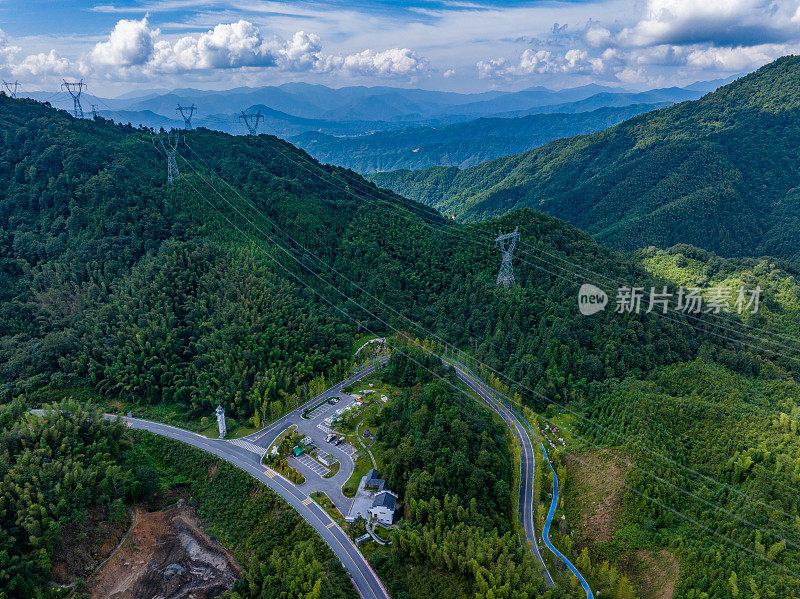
370,55,800,262
1,91,732,422
290,103,662,172
6,94,800,597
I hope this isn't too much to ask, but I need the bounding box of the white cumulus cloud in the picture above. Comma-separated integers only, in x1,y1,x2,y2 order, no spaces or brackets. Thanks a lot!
585,26,613,48
148,20,279,73
277,31,323,71
85,18,427,80
617,0,800,48
321,47,426,76
478,48,599,78
0,29,21,66
91,17,158,67
13,50,71,76
685,43,789,71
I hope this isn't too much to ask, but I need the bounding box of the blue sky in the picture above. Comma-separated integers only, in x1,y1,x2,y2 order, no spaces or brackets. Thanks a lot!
1,0,799,95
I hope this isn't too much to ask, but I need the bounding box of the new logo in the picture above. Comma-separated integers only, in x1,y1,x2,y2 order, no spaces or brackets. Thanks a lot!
578,284,608,316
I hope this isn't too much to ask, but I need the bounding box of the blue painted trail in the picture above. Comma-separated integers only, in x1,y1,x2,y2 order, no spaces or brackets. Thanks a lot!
540,441,594,599
440,356,593,598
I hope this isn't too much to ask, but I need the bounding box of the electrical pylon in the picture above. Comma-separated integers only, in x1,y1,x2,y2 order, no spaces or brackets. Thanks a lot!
238,110,263,135
495,226,520,288
176,103,196,129
2,80,20,98
90,104,99,118
61,79,85,118
153,130,181,185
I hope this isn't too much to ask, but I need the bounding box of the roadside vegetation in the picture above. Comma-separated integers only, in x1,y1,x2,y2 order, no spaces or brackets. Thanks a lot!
0,398,355,599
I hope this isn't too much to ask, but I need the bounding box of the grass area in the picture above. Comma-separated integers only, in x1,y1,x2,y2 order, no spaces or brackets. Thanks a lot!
322,460,340,478
627,549,680,599
562,448,632,546
311,491,346,526
197,420,257,440
544,411,580,447
343,452,374,497
351,333,382,356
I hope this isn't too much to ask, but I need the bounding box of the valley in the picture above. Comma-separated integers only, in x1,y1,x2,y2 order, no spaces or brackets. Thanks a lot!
2,50,800,599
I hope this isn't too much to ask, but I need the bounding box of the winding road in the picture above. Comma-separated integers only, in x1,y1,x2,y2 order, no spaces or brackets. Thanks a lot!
116,417,390,599
103,357,390,599
52,349,591,598
442,357,593,597
442,357,554,587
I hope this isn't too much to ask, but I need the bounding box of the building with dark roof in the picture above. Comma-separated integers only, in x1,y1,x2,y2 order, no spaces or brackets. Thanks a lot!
369,490,397,525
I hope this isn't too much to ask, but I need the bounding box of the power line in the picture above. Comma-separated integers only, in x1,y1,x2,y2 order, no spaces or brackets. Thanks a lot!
173,159,800,581
239,110,264,136
61,79,85,118
2,80,20,99
495,227,520,288
180,136,800,523
153,130,180,185
176,103,197,130
256,132,800,362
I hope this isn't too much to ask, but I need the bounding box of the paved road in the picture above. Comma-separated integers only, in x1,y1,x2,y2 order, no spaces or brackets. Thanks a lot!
442,358,554,587
241,355,389,511
443,358,594,597
116,416,391,599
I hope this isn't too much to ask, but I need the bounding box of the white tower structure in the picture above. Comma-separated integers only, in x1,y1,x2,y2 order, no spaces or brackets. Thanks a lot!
216,405,227,438
495,226,520,288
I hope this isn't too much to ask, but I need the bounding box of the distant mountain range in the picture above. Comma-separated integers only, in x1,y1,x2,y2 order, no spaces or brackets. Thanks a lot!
19,76,738,171
370,58,800,261
291,103,665,172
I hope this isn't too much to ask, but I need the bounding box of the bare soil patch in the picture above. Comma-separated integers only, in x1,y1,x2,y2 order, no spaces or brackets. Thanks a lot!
631,550,680,599
87,505,241,599
564,449,632,543
51,506,132,584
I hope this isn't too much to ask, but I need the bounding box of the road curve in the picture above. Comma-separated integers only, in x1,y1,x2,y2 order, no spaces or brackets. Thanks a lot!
442,357,554,587
115,415,390,599
442,358,593,598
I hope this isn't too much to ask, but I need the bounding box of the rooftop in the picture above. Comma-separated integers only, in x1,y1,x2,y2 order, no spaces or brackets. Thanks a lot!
372,491,397,511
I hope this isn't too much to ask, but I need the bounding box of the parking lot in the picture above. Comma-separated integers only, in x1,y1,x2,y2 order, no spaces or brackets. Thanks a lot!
294,453,330,477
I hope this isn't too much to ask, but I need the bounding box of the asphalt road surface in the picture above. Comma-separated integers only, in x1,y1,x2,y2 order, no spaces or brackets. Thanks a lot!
118,416,391,599
241,354,389,510
443,358,555,587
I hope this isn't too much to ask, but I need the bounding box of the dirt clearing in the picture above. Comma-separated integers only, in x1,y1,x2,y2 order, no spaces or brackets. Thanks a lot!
631,550,680,599
87,505,241,599
564,449,631,543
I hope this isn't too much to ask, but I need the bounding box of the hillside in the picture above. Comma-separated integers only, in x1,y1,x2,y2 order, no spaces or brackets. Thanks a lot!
371,56,800,261
4,95,800,598
291,103,663,172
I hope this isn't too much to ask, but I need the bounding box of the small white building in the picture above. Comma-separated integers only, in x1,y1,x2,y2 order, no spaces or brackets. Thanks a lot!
347,469,398,524
370,491,398,526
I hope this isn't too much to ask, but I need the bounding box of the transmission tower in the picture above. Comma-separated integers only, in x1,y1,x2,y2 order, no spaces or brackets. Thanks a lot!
495,226,520,288
153,130,181,185
176,103,196,129
61,79,86,118
2,80,20,99
90,104,99,118
238,110,263,135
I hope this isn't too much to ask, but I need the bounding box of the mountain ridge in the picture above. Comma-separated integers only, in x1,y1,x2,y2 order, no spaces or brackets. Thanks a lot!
370,56,800,261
